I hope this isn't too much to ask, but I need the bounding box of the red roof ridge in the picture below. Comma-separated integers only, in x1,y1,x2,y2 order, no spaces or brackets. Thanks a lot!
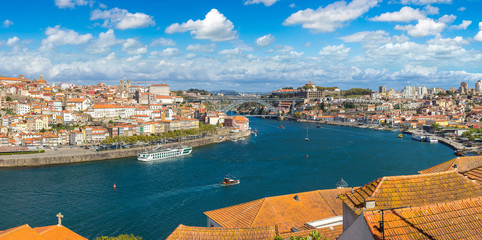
250,198,267,227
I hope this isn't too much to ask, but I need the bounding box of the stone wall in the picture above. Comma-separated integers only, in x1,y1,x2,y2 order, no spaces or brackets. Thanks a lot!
0,130,250,168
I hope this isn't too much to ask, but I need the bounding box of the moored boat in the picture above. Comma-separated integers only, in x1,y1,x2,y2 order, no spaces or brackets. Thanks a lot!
137,146,192,161
398,134,403,138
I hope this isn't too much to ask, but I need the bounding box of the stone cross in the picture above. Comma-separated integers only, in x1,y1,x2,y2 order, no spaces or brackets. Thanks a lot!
57,213,63,226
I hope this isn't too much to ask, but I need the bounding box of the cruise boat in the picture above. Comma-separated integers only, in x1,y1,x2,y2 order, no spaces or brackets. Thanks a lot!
137,146,192,161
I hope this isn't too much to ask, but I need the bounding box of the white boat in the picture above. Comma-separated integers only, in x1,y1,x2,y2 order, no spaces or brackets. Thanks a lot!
426,136,438,143
412,135,426,141
305,127,310,141
137,146,192,161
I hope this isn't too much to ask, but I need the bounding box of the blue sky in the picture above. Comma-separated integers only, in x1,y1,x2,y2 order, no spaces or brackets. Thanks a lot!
0,0,481,91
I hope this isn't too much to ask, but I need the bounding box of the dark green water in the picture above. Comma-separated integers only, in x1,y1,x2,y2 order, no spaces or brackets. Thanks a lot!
0,118,454,239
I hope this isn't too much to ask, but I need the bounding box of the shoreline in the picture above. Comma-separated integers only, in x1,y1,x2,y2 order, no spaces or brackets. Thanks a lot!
290,118,479,154
0,130,251,168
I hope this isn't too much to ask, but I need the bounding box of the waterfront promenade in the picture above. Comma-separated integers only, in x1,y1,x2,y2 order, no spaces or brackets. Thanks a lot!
0,130,250,167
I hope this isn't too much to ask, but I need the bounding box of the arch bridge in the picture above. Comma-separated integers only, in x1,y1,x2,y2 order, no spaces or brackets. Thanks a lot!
186,97,304,115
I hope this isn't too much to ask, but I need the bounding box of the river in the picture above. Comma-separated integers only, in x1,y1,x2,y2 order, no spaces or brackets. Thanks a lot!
0,117,454,239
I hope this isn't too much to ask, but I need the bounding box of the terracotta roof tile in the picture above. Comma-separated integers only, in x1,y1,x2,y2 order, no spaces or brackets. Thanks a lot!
33,225,87,240
204,188,348,234
419,156,482,174
364,196,482,240
0,224,45,240
279,225,343,240
339,171,482,214
166,225,276,240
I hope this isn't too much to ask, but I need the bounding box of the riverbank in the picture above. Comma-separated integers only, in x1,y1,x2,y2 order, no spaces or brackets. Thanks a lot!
0,130,251,168
293,118,481,154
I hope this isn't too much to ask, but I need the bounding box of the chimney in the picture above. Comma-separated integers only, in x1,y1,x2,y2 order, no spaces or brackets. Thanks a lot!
365,199,376,209
294,195,300,201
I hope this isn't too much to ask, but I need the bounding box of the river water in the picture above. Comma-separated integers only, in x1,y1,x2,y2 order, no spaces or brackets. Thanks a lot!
0,118,454,239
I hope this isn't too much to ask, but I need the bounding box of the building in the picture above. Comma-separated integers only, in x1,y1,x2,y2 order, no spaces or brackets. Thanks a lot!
379,86,386,93
476,80,482,94
0,223,87,240
167,225,277,240
149,83,170,96
204,188,347,238
459,81,469,94
338,171,482,237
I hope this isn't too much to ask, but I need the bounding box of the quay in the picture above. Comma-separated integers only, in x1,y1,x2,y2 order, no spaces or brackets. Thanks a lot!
0,130,250,168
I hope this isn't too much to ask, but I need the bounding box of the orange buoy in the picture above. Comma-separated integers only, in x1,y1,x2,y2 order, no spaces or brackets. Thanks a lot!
113,183,117,189
306,154,309,158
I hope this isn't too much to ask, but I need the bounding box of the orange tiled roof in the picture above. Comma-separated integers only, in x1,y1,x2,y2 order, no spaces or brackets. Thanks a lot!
204,188,348,233
339,171,482,215
0,224,44,240
166,224,276,240
33,225,87,240
279,225,343,240
363,196,482,240
0,224,87,240
465,166,482,183
419,155,482,175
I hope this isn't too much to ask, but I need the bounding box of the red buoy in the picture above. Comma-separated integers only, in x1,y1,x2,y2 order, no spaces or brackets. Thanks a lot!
306,154,309,158
113,183,117,189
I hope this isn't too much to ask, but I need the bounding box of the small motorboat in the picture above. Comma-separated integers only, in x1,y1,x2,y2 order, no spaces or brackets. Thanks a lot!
316,125,322,128
221,177,240,186
398,134,403,138
280,125,285,129
454,150,465,156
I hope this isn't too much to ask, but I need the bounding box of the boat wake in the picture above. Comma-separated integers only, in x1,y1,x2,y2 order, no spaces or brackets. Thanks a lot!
155,184,222,199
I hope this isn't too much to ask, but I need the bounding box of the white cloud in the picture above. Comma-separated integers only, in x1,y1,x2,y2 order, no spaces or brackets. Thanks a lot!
6,36,20,46
150,38,176,47
369,7,425,22
88,29,123,53
2,20,13,28
283,0,380,33
395,18,446,37
244,0,279,6
290,3,296,8
457,7,465,12
319,44,351,56
438,14,456,24
165,9,236,42
427,36,468,46
400,0,451,5
90,7,156,30
55,0,89,9
186,43,217,53
151,48,181,57
395,64,437,77
423,5,439,15
475,22,482,42
122,38,147,55
218,48,243,55
255,34,275,47
450,20,471,30
41,25,93,51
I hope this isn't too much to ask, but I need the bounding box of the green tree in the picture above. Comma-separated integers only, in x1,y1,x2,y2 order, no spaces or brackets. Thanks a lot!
39,128,46,133
293,112,301,118
108,120,114,125
94,234,142,240
5,96,12,101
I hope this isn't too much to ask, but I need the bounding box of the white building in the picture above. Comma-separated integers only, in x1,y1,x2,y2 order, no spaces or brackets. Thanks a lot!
476,80,482,93
16,103,31,115
149,84,170,96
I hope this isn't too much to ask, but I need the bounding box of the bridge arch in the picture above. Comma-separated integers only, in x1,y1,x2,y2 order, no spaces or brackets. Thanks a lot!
221,99,278,114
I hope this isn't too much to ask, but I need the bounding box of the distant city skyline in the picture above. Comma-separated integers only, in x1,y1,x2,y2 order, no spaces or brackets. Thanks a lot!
1,0,482,91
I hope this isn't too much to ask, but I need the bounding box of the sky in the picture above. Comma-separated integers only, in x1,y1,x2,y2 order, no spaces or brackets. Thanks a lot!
0,0,482,91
